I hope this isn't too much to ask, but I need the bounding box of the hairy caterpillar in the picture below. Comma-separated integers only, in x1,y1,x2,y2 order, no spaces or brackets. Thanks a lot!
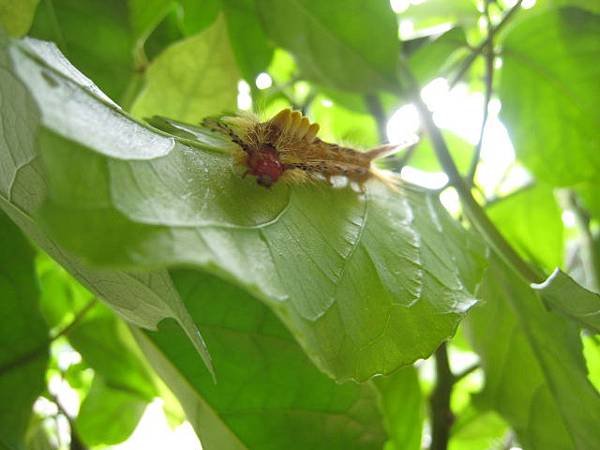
202,108,418,190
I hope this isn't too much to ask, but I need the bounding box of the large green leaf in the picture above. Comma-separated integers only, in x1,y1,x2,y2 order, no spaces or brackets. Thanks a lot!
533,269,600,334
466,257,600,450
499,7,600,186
488,184,563,271
254,0,400,92
0,211,48,450
0,35,212,375
8,33,485,381
132,16,239,122
135,269,388,450
0,0,39,36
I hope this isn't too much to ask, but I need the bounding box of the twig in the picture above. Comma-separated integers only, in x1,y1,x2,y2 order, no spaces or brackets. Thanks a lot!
449,0,523,88
467,0,495,187
453,362,480,383
0,299,97,376
400,64,543,284
364,94,388,143
430,343,454,450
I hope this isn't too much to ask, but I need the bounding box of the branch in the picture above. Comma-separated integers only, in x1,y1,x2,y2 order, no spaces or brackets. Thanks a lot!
467,0,495,186
364,94,388,143
449,0,523,88
400,66,543,284
0,299,97,376
430,343,454,450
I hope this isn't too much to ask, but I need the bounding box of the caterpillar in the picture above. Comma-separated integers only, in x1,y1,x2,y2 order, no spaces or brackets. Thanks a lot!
202,108,418,190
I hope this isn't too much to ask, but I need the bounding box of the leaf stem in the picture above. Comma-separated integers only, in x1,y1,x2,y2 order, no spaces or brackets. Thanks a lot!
430,343,454,450
449,0,523,88
467,0,495,187
364,94,388,143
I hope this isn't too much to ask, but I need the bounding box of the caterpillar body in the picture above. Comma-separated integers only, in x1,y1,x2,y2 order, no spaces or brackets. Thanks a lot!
202,108,418,190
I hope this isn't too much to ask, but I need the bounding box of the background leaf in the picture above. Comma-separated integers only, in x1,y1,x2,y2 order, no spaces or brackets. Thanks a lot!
0,0,39,37
0,211,48,450
466,257,600,450
135,269,390,450
132,16,239,122
499,7,600,186
254,0,400,92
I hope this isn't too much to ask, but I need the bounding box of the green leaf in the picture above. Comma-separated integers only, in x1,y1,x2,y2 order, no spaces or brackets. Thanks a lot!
488,185,563,271
135,269,388,450
466,257,600,450
499,7,600,186
129,0,175,42
533,269,600,334
373,367,423,450
408,27,469,86
30,0,134,100
75,376,148,446
0,0,39,36
449,410,508,450
0,36,213,376
255,0,400,92
10,34,485,381
176,0,221,35
132,16,239,122
0,210,48,450
221,0,274,80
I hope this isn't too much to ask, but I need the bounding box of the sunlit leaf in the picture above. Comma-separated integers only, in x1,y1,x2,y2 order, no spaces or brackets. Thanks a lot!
0,0,39,36
132,16,239,122
499,7,600,186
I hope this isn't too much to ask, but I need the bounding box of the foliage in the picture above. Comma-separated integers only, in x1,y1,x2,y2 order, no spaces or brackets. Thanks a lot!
0,1,599,449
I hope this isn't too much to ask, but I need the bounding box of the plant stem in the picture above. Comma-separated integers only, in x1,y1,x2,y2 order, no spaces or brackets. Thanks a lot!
430,343,454,450
364,94,388,143
467,0,495,187
449,0,523,88
398,62,542,284
0,299,97,376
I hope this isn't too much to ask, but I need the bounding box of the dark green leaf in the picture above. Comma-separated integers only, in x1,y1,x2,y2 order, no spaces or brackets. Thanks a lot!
176,0,221,35
499,7,600,186
30,0,134,100
488,184,563,271
132,16,239,122
466,257,600,450
0,0,39,36
129,0,175,42
136,269,388,450
255,0,400,92
0,210,48,450
221,0,274,80
0,35,213,376
533,269,600,334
